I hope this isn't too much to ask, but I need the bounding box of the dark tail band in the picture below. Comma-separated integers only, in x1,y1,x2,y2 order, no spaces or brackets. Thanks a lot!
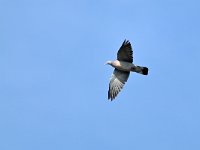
142,67,148,75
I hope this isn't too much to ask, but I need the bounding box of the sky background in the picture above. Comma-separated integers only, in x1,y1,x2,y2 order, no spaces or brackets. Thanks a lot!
0,0,200,150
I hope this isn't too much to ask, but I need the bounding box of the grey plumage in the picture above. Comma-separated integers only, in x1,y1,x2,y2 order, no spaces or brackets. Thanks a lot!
106,40,148,101
108,69,130,100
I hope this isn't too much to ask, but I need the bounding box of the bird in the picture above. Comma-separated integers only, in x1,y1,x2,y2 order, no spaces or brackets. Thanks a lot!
105,40,148,101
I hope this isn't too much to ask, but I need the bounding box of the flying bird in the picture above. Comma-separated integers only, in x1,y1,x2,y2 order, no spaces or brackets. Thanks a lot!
106,40,148,101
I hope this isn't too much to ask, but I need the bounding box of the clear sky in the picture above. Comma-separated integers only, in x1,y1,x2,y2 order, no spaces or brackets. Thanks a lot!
0,0,200,150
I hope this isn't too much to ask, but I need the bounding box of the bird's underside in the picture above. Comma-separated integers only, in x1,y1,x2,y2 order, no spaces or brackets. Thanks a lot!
111,60,134,72
107,40,148,101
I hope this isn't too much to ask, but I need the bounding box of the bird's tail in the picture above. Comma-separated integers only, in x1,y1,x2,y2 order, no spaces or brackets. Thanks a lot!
132,66,148,75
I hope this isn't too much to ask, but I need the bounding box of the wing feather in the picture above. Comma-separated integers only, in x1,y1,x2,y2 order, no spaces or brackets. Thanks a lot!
117,40,133,63
108,69,130,100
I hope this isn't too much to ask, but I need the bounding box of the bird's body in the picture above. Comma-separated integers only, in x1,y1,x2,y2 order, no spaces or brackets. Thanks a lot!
106,40,148,101
110,60,134,72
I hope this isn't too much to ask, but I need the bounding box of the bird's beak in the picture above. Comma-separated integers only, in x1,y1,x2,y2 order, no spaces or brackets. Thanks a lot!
104,62,108,65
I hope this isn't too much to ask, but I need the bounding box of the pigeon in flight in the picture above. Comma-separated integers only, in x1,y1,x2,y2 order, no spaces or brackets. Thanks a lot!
106,40,148,101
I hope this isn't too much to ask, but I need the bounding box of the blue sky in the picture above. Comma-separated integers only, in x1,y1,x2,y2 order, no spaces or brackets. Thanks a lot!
0,0,200,150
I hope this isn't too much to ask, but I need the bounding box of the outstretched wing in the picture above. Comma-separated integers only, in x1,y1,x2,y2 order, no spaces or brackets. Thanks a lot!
117,40,133,63
108,69,130,101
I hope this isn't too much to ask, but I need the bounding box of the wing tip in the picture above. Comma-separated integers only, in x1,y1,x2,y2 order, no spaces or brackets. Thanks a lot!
108,89,115,101
123,39,130,45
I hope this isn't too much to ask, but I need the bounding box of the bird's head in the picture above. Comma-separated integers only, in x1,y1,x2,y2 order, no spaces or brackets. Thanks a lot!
105,60,112,65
